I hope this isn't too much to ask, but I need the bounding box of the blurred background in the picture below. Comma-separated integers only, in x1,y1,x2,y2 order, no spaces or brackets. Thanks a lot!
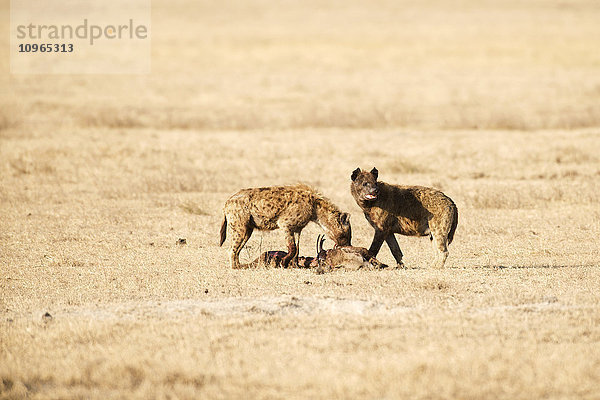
2,0,600,131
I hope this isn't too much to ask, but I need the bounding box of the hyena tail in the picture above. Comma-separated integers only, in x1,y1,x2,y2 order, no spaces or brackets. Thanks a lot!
219,215,227,246
447,203,458,245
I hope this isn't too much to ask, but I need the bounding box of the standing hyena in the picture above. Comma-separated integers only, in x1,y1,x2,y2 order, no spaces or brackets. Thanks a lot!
350,167,458,268
219,184,352,269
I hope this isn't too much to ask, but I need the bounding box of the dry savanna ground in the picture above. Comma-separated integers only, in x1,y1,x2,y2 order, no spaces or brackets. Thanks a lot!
2,0,600,399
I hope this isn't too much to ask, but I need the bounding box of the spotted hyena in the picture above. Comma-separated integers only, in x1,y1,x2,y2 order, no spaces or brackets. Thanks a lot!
351,167,458,268
219,184,351,269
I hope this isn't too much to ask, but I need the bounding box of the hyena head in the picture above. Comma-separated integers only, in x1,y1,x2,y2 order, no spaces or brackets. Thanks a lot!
333,211,352,247
351,167,379,205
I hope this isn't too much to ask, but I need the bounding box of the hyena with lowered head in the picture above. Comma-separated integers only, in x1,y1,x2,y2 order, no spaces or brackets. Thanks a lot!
220,184,352,269
351,167,458,268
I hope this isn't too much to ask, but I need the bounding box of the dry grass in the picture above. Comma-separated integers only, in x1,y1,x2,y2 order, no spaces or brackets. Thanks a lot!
2,128,599,399
179,201,211,216
2,0,600,398
385,158,431,175
2,0,600,131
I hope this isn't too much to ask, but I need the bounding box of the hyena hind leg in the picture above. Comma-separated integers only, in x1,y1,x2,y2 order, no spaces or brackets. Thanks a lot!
431,233,449,269
229,224,254,269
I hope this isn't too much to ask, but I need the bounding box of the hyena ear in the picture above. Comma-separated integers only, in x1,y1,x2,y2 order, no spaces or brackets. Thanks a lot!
370,167,378,180
351,168,361,181
339,212,351,227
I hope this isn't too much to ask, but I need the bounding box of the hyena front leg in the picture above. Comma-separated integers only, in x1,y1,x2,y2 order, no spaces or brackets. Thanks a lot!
368,229,386,258
229,222,254,269
293,231,301,266
384,234,405,268
280,229,299,268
